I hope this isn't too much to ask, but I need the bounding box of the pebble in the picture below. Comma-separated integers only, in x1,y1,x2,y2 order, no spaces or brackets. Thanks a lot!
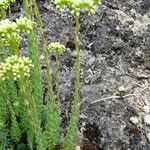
130,117,139,125
144,115,150,126
118,86,126,92
75,146,81,150
143,105,150,113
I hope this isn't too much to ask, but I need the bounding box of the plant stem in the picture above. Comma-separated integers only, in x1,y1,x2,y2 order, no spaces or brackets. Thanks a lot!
0,80,21,142
23,0,30,17
73,14,80,128
32,0,53,100
56,52,60,100
19,78,43,150
1,9,6,19
63,14,80,150
9,39,20,56
75,15,80,98
8,5,12,21
0,10,7,58
23,0,43,118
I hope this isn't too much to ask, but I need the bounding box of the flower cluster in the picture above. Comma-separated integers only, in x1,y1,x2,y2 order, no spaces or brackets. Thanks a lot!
48,42,65,54
0,0,15,13
55,0,101,16
0,17,34,46
0,55,34,81
55,0,72,10
0,19,20,46
16,17,34,33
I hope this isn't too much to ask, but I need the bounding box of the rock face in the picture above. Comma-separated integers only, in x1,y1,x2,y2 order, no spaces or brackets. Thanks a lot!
16,0,150,149
39,0,150,149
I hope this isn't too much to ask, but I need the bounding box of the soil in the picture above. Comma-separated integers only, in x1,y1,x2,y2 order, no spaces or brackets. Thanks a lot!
11,0,150,149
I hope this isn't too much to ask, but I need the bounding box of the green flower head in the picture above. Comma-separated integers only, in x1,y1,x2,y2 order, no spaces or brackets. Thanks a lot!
48,42,65,54
0,19,18,33
55,0,101,16
0,17,34,46
16,17,34,33
55,0,72,10
0,55,34,81
0,19,20,46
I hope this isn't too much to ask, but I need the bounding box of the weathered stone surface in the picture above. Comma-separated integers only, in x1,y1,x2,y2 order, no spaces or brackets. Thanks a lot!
13,0,150,149
38,0,150,149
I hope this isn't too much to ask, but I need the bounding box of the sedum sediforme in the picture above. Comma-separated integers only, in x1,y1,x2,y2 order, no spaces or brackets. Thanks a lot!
55,0,101,149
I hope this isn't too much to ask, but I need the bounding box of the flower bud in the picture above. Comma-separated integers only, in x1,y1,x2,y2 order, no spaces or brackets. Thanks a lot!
48,42,65,54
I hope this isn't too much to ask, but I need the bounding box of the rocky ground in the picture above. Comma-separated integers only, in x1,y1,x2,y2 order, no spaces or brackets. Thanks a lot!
13,0,150,149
